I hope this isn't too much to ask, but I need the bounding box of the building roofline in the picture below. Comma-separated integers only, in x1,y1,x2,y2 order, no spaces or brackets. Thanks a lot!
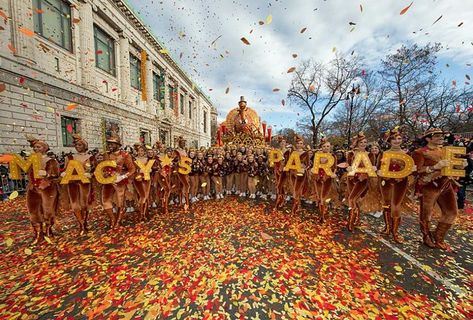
113,0,213,106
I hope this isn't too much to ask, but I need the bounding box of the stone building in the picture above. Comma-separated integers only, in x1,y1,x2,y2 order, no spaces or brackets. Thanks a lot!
0,0,214,153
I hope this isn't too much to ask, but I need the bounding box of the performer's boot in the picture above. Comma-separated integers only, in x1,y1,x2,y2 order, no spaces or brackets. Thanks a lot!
381,206,392,235
354,207,361,226
73,210,85,236
105,208,116,229
83,210,89,233
44,218,54,238
31,223,43,245
420,220,435,248
434,222,452,250
275,194,284,210
319,204,326,223
347,208,356,232
391,217,403,243
116,207,125,227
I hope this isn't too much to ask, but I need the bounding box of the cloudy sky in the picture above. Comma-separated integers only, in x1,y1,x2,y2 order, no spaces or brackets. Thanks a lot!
127,0,473,131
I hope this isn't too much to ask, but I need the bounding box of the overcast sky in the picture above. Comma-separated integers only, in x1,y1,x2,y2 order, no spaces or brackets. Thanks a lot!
126,0,473,131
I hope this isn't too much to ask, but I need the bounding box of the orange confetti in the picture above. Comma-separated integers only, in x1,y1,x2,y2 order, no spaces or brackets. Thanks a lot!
309,85,315,91
0,9,8,21
400,2,413,15
240,37,250,45
287,67,296,73
0,83,5,93
66,103,78,111
0,154,14,163
33,8,44,14
19,27,34,37
72,18,81,24
8,43,16,54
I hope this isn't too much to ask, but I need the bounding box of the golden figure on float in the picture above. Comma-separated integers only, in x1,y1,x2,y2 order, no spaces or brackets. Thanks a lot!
226,96,261,135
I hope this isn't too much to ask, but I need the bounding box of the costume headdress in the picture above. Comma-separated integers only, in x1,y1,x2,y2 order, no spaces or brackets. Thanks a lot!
106,132,121,146
421,127,446,139
26,134,49,150
72,133,88,150
350,132,367,149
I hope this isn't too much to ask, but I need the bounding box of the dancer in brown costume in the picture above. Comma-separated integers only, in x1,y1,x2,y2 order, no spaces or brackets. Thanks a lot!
133,144,152,221
346,132,372,232
412,128,465,249
101,134,136,229
64,134,95,235
314,138,337,223
153,148,172,215
174,137,191,211
274,136,291,210
378,127,411,243
289,135,310,215
25,135,59,244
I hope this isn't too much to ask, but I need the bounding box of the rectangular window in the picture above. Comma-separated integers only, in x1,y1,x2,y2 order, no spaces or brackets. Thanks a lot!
188,101,192,119
180,94,184,115
203,110,207,133
94,25,115,76
33,0,72,51
152,72,160,100
61,116,79,147
168,85,174,109
130,54,141,90
140,129,151,145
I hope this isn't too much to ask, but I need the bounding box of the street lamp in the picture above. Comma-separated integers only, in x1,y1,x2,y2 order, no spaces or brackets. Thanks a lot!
345,84,361,146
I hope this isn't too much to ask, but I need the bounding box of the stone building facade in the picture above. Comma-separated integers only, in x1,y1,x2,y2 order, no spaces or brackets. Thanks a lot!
0,0,214,153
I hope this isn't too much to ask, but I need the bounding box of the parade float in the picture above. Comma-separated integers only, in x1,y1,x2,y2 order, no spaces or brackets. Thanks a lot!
216,96,271,147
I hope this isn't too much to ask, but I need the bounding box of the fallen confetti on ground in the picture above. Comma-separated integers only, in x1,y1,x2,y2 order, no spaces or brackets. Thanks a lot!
0,196,472,319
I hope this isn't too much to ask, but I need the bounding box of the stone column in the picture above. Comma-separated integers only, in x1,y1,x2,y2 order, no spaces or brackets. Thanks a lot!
78,0,95,89
145,58,155,115
9,0,35,63
118,35,130,102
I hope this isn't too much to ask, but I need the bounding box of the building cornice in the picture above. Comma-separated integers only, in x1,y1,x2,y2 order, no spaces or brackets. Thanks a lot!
111,0,214,107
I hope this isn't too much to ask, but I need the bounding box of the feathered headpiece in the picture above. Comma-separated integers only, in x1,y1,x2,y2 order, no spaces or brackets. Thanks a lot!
25,134,49,150
72,133,88,150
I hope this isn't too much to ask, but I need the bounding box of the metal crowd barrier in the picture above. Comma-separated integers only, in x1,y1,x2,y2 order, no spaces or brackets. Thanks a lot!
0,165,28,200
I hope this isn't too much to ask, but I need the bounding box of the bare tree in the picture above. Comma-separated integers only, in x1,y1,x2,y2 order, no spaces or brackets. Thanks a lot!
288,54,361,146
379,43,441,132
329,71,387,141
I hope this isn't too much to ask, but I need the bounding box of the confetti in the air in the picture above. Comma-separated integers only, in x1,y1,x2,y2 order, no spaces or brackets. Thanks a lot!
240,37,250,45
400,2,413,15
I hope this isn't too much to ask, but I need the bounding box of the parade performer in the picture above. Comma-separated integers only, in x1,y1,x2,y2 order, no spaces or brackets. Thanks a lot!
153,145,172,215
346,132,372,231
247,154,259,199
212,155,225,199
188,149,199,203
25,135,60,243
133,144,152,221
412,128,463,249
314,138,337,223
64,134,95,235
174,137,190,210
289,135,310,215
274,136,291,209
101,133,135,229
377,127,412,243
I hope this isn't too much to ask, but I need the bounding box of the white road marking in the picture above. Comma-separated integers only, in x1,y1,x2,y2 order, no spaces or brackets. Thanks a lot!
364,229,466,296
